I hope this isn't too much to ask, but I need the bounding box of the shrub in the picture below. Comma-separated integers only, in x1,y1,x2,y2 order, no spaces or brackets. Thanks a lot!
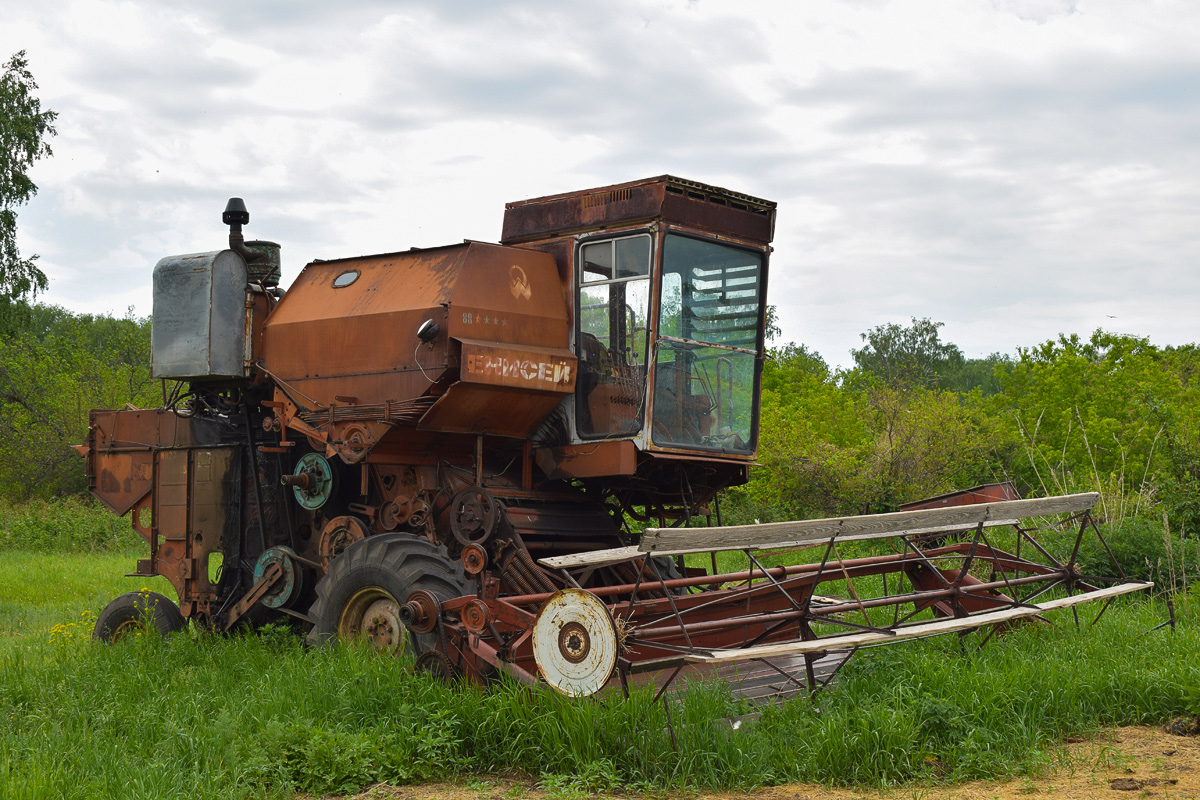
0,496,140,552
1076,516,1198,592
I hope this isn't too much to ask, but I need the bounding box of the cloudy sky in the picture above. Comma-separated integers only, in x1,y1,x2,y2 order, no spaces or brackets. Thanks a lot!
3,0,1198,366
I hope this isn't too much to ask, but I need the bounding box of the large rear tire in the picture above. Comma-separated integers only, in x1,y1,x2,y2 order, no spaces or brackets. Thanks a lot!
93,591,185,643
307,534,467,656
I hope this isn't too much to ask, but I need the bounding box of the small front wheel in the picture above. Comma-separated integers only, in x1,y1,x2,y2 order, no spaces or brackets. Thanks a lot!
93,591,185,643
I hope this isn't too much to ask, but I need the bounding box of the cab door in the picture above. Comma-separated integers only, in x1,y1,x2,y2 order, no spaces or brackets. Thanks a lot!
574,233,653,438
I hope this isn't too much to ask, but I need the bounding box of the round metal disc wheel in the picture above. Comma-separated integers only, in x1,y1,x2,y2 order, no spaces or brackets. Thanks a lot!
93,591,185,643
307,534,467,657
532,589,619,697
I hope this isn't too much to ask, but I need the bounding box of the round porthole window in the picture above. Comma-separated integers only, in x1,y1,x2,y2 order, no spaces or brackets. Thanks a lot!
332,270,360,288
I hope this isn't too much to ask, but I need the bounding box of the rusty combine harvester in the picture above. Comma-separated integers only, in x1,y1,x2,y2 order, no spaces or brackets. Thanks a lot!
82,176,1150,700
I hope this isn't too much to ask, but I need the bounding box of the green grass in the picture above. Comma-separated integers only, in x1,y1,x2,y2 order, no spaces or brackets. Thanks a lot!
0,497,173,650
0,597,1194,798
0,550,175,647
0,497,143,552
0,502,1197,797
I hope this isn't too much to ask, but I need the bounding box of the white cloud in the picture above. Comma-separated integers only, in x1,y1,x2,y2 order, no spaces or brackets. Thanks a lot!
1,0,1198,364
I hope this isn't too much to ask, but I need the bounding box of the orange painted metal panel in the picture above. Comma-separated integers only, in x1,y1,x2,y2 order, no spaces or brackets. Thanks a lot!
156,449,189,542
86,409,200,516
266,245,464,325
458,338,576,393
91,449,153,516
418,382,565,438
261,242,571,441
446,243,570,348
534,441,638,480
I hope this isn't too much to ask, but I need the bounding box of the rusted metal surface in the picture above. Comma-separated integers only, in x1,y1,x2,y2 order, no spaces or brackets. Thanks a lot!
318,516,368,567
417,382,566,438
900,481,1022,511
342,586,410,655
534,441,638,479
85,408,207,515
503,503,621,558
253,547,303,609
224,560,284,629
501,175,776,246
85,177,1155,705
458,339,575,393
457,497,1147,697
86,420,154,517
461,544,488,575
262,242,570,437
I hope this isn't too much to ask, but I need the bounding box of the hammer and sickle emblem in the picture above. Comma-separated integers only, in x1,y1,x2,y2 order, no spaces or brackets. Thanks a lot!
509,265,532,300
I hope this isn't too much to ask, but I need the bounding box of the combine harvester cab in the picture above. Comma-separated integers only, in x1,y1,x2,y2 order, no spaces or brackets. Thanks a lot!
80,177,1150,700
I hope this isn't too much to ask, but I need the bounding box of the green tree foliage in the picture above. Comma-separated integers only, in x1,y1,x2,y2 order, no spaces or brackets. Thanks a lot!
1150,344,1200,534
731,342,1002,522
942,352,1011,396
850,317,1012,395
860,385,1002,510
0,51,57,303
763,304,782,344
1075,516,1199,592
739,344,871,520
0,303,156,500
994,331,1200,529
742,323,1200,536
739,322,1200,550
851,317,965,390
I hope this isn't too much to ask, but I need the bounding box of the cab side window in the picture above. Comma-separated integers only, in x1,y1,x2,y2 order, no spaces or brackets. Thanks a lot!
576,234,652,437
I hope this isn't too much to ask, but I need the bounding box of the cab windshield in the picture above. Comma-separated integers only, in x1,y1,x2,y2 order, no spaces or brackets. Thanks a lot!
652,234,762,452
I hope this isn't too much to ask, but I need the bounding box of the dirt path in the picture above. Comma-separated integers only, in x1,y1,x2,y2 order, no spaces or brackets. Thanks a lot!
333,725,1200,800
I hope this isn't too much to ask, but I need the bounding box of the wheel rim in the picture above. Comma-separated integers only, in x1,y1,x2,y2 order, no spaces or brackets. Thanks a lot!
339,587,408,655
110,618,146,642
532,589,618,697
291,452,335,510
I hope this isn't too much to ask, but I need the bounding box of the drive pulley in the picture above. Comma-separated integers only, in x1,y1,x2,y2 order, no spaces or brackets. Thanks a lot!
284,452,334,510
449,486,499,545
253,546,304,609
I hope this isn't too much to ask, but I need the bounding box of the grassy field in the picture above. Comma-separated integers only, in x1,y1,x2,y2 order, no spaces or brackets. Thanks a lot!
0,551,175,642
0,502,1197,799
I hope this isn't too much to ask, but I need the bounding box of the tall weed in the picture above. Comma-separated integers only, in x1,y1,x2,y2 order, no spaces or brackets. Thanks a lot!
0,496,140,552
